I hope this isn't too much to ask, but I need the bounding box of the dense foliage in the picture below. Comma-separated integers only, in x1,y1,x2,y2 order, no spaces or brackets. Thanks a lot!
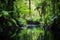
0,0,60,40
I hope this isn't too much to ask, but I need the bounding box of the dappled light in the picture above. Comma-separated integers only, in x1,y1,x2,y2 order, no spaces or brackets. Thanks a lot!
0,0,60,40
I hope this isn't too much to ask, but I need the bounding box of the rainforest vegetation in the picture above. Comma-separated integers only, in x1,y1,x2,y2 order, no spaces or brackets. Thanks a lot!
0,0,60,40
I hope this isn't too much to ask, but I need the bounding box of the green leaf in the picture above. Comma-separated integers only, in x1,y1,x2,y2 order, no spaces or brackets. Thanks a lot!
2,11,9,16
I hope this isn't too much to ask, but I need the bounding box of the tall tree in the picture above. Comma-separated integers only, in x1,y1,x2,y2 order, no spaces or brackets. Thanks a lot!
29,0,31,16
